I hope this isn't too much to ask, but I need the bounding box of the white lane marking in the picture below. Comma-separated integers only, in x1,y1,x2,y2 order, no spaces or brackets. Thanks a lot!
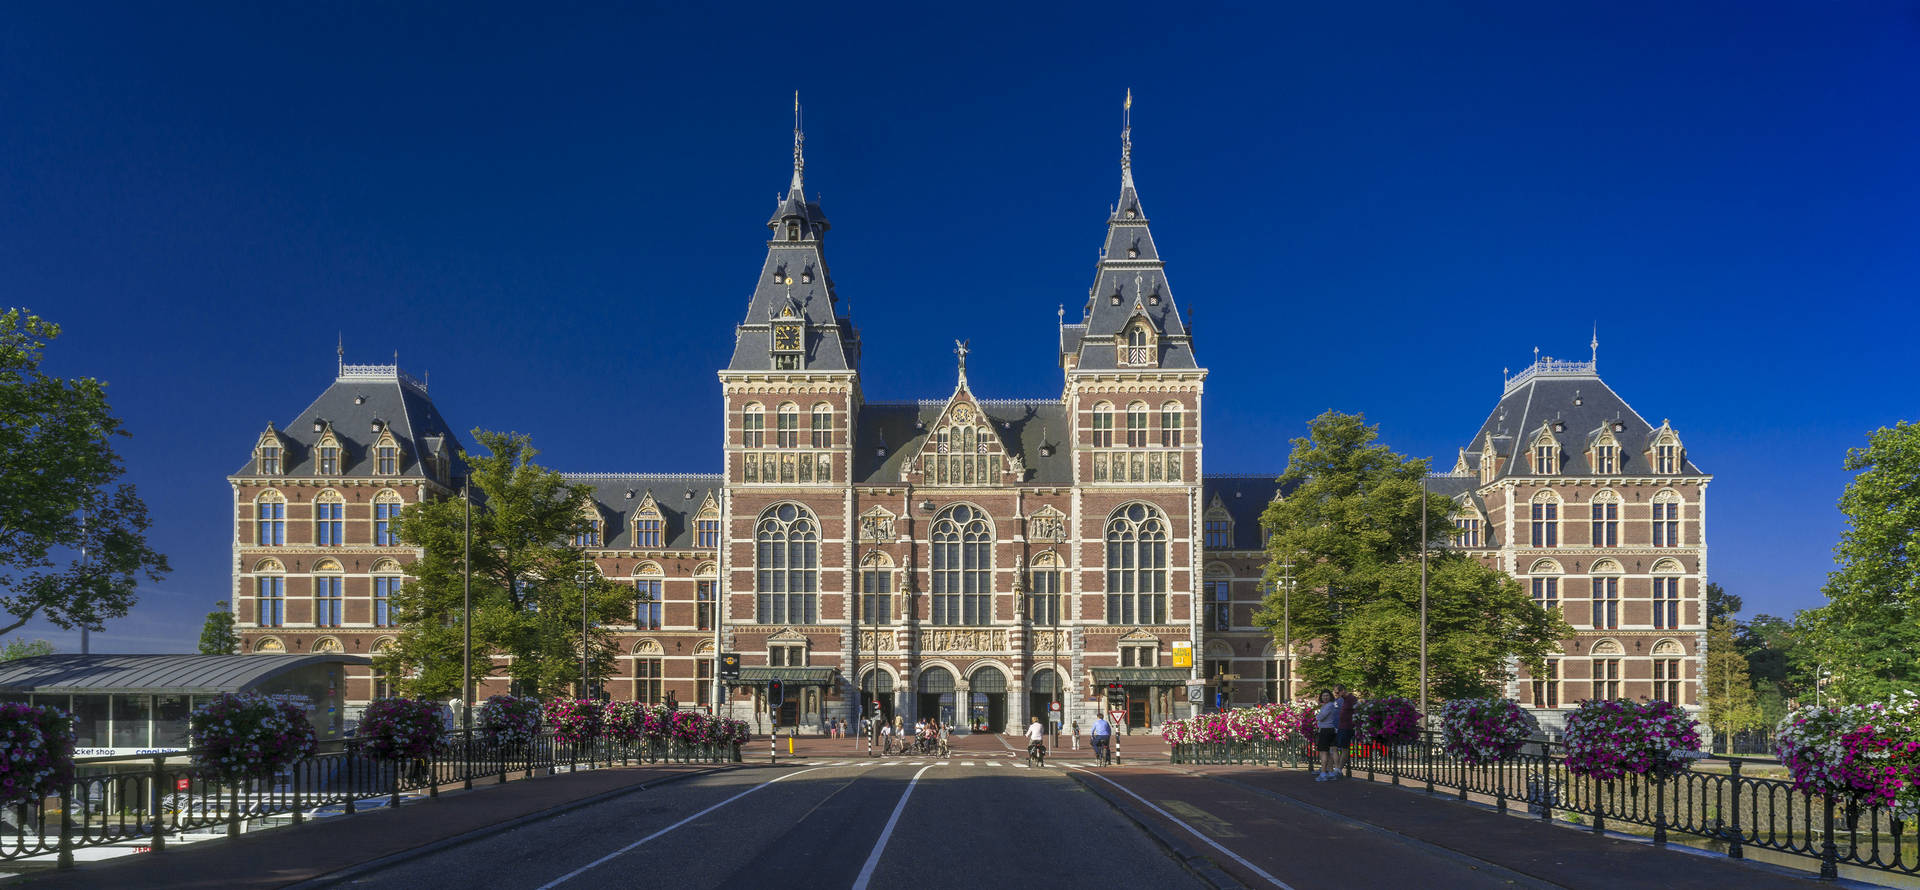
850,763,936,890
534,767,827,889
1069,767,1297,890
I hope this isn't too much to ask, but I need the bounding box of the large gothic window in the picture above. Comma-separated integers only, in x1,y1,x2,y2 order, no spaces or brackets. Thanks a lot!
1106,503,1168,625
755,504,818,624
931,504,992,625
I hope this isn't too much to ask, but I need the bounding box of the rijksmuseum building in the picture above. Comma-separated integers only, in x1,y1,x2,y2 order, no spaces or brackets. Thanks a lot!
229,117,1710,735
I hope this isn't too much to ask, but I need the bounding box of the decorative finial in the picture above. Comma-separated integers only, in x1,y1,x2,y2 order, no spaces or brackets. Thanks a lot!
1591,323,1599,365
1058,304,1065,324
791,91,805,193
336,333,344,375
1120,89,1134,189
955,339,970,382
1533,346,1540,365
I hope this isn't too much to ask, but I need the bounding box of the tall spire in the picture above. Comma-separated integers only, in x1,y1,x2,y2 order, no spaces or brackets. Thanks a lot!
1590,323,1599,365
1120,88,1134,189
791,91,805,194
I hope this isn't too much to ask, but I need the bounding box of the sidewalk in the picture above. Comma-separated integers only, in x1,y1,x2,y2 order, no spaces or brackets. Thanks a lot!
1073,763,1841,890
773,730,1172,761
13,762,733,890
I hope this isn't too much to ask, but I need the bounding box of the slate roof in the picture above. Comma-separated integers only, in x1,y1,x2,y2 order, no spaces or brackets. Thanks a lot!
727,172,859,372
233,366,463,483
566,473,724,551
852,399,1071,486
0,654,367,695
1063,166,1199,370
1201,475,1288,550
1465,363,1704,479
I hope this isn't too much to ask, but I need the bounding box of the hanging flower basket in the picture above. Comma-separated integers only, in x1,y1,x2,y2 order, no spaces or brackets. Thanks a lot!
544,699,602,746
1354,696,1424,747
602,701,646,744
358,699,447,760
477,695,541,748
0,702,75,806
1775,695,1920,819
189,693,316,782
1439,698,1538,766
1561,699,1702,781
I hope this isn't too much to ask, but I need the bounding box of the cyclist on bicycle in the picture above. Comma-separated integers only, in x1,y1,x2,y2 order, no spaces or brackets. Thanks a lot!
1091,714,1113,765
1026,717,1047,763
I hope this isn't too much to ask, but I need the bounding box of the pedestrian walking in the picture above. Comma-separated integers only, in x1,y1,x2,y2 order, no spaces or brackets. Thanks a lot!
1313,690,1340,781
1333,684,1358,778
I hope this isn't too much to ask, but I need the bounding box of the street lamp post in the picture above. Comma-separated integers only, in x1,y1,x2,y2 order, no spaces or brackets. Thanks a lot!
1278,558,1294,703
462,477,472,730
1420,475,1429,725
579,547,592,699
1051,589,1061,747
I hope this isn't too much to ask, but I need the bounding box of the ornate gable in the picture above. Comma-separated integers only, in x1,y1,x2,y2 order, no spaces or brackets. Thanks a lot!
907,357,1016,487
767,627,809,644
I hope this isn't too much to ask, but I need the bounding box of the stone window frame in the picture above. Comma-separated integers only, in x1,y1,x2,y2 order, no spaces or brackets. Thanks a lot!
254,557,286,627
1588,489,1621,548
1588,558,1624,630
255,489,287,546
1106,502,1169,626
810,402,833,449
1091,401,1114,448
1159,401,1184,448
1529,490,1561,548
313,557,345,628
1528,557,1563,616
775,402,800,448
1651,489,1683,548
742,402,766,448
371,558,403,628
1027,550,1063,626
634,561,664,630
930,503,993,626
755,503,819,626
254,429,285,476
859,551,893,624
313,489,346,547
373,489,404,547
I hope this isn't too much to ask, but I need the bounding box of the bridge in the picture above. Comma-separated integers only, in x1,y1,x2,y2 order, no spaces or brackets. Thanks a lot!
10,732,1893,889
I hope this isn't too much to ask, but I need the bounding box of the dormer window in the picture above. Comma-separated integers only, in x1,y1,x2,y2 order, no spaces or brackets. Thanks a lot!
1203,507,1233,548
786,221,800,241
1120,320,1157,367
695,495,720,549
314,428,343,476
1532,442,1558,475
255,430,284,475
632,493,663,549
1452,515,1482,548
1655,440,1680,474
1594,443,1617,474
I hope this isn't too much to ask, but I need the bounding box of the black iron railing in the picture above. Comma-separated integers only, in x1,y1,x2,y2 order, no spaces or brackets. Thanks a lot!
1171,731,1917,881
0,731,740,869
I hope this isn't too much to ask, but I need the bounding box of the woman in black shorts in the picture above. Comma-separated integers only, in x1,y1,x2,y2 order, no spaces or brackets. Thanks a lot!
1313,690,1340,781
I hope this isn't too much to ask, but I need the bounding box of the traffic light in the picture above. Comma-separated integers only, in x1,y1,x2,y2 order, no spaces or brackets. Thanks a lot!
768,679,785,709
1105,683,1125,706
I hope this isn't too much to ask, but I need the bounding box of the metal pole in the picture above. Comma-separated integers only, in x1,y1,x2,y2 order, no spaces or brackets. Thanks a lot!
462,478,472,730
580,547,590,699
1281,559,1292,703
1052,590,1060,747
1420,475,1429,723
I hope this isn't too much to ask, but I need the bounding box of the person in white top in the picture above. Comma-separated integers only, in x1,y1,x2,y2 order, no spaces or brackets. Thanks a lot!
1026,716,1047,760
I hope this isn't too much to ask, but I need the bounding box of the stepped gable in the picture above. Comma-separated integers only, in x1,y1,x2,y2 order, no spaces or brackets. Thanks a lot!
565,473,723,550
1467,357,1704,478
235,363,462,480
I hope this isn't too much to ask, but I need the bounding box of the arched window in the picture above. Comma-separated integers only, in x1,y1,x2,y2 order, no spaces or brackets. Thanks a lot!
370,637,396,698
314,558,344,628
1652,558,1684,630
255,490,286,547
1652,490,1682,548
695,639,717,707
1160,402,1184,448
755,504,818,625
1204,564,1232,631
633,639,664,704
314,490,345,547
1106,503,1168,625
634,562,663,629
1591,638,1624,700
776,403,800,448
1126,401,1148,448
1028,552,1062,625
811,402,833,448
695,562,717,630
1528,558,1562,616
742,403,766,448
1529,491,1560,548
859,551,893,624
1589,490,1619,548
931,505,992,625
372,559,403,628
1588,558,1622,630
373,490,404,547
632,500,662,549
1091,401,1114,448
254,557,285,627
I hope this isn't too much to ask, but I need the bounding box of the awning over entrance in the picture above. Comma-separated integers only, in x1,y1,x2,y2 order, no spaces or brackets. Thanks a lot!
1091,667,1190,686
736,667,837,687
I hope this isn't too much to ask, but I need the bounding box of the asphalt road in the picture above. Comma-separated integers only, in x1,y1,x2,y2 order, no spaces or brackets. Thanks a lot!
331,760,1212,890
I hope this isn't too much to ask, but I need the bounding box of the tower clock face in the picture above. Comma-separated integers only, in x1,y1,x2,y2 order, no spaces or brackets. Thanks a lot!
773,325,801,350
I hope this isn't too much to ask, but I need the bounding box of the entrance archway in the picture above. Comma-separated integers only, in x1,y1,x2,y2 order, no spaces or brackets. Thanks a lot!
860,668,896,727
917,667,955,727
969,666,1007,733
1027,668,1060,731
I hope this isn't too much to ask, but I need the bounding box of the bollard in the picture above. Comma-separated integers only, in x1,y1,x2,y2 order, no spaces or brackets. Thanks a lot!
150,756,168,853
1726,760,1744,859
788,733,794,756
770,732,777,764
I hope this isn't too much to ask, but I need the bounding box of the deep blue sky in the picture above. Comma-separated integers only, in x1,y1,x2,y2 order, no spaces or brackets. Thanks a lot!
4,4,1914,652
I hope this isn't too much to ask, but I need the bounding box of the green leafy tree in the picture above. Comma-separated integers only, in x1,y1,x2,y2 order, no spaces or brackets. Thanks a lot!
0,310,169,638
1801,421,1920,703
376,431,630,699
1704,615,1761,751
0,638,55,660
1253,411,1571,699
198,600,239,655
1706,582,1742,624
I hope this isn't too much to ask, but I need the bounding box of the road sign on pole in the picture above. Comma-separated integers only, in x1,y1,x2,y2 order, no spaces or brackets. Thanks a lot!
719,652,741,679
